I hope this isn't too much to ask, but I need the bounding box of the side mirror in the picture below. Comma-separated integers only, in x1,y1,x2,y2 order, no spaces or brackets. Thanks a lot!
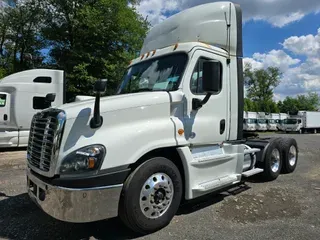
45,93,56,104
94,79,108,93
90,79,107,129
192,60,222,111
202,60,222,93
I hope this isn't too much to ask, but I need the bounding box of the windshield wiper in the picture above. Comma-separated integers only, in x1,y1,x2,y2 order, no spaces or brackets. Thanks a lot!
131,88,168,93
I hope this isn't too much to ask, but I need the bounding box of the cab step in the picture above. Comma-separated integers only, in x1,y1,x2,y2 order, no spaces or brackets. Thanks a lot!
242,168,264,177
191,153,236,166
193,174,240,192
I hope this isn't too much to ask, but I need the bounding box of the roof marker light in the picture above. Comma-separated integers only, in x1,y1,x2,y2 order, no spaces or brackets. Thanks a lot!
152,50,156,56
173,43,179,51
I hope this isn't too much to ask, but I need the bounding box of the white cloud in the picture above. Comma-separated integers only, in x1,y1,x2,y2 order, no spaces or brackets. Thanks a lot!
135,0,320,27
245,28,320,100
282,28,320,56
244,50,300,72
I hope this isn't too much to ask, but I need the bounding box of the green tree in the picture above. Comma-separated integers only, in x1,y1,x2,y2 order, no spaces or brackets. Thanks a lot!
0,0,46,74
279,92,320,113
244,63,281,112
244,98,258,112
42,0,149,98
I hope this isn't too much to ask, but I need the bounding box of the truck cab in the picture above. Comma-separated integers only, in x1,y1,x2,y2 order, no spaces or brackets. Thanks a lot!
243,111,257,131
267,119,277,131
25,2,298,234
256,112,267,131
267,113,279,131
0,69,66,148
283,118,302,133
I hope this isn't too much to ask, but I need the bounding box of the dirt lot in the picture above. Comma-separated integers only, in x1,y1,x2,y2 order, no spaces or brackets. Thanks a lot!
0,134,320,240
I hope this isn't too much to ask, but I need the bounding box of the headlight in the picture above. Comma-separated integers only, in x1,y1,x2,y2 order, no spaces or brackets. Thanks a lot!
60,144,106,175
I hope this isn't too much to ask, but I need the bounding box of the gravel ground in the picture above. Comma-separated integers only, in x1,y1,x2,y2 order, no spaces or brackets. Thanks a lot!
0,134,320,240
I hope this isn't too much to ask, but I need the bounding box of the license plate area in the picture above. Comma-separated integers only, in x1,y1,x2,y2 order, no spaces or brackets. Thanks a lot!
27,176,46,201
28,177,38,197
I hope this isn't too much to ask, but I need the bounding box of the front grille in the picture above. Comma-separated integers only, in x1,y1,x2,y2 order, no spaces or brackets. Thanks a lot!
27,109,66,175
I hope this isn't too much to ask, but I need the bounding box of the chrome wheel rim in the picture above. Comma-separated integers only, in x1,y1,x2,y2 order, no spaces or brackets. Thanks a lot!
289,145,297,166
139,173,174,219
271,148,281,173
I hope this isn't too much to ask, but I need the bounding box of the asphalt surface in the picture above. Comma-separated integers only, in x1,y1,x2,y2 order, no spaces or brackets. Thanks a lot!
0,134,320,240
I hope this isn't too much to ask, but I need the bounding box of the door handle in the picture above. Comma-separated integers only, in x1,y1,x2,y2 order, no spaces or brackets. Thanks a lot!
4,114,7,121
220,119,225,135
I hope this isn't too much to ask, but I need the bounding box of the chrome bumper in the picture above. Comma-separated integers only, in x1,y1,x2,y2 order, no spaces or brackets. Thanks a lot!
26,167,123,223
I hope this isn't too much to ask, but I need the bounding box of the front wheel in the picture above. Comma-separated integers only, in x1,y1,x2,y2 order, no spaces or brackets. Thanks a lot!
118,157,183,234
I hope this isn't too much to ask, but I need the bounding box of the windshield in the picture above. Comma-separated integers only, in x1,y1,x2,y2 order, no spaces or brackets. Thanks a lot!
258,119,267,124
284,119,298,124
0,94,7,107
268,119,276,124
245,119,257,124
117,53,188,94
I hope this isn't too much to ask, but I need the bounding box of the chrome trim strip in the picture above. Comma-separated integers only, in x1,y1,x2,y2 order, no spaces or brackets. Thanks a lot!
56,184,124,191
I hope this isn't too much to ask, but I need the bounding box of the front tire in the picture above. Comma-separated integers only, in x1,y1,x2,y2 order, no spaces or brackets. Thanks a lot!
118,157,182,234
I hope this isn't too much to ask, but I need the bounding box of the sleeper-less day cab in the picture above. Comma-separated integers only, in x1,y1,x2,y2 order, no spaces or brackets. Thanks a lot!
26,2,298,234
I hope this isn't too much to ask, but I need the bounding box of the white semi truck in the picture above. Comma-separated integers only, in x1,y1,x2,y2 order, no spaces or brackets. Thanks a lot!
243,111,257,131
267,113,280,131
277,113,288,131
0,69,66,148
256,112,267,131
283,111,320,134
26,2,298,234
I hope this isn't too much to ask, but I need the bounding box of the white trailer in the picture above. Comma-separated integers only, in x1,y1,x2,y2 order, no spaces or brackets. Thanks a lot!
26,2,298,234
0,69,66,148
243,111,257,131
299,111,320,133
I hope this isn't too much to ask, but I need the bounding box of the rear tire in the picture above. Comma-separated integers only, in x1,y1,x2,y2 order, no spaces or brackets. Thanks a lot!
261,138,283,181
118,157,182,234
279,138,298,174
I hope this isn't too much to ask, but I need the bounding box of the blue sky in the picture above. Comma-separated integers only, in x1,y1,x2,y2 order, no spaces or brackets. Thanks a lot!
243,13,319,58
136,0,320,100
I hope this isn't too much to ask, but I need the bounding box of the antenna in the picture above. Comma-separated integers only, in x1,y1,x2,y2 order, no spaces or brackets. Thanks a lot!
224,3,232,64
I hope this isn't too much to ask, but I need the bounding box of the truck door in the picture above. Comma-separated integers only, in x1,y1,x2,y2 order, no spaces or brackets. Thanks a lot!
184,50,229,146
0,93,10,124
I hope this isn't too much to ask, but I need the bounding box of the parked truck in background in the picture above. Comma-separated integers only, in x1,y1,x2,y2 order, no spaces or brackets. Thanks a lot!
26,2,298,234
243,111,257,131
0,69,66,148
283,111,320,134
266,113,280,131
277,113,288,131
256,112,267,131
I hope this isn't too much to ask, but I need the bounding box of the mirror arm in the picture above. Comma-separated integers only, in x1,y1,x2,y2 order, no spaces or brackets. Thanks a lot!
90,91,103,129
192,93,212,110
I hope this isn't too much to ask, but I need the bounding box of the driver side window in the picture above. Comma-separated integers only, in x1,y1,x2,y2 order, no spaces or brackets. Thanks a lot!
190,57,222,94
